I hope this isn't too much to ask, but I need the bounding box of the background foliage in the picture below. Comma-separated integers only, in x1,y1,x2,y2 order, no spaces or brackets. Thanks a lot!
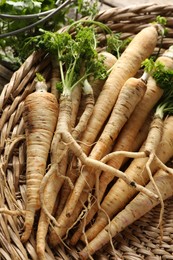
0,0,100,70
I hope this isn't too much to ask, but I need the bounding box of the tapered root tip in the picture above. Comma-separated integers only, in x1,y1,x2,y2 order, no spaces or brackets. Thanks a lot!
21,210,35,243
79,250,89,260
48,230,61,247
36,246,46,260
21,228,32,244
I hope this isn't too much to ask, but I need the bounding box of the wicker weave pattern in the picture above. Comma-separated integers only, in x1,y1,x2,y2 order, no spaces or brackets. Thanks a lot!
96,4,173,50
0,4,173,260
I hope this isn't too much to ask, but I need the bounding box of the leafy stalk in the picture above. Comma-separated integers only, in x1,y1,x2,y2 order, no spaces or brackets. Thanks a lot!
0,0,101,70
142,47,173,118
26,21,108,95
106,33,131,58
155,96,173,120
36,72,45,82
142,54,173,98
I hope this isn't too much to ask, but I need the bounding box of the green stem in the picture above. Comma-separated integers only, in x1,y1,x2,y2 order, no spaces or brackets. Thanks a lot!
71,73,92,90
155,104,166,119
59,59,65,89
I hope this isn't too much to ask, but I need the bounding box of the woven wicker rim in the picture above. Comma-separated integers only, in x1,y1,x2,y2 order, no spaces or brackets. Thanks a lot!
0,4,173,260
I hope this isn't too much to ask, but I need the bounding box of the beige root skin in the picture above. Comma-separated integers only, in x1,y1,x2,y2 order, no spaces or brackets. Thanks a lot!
47,76,153,247
91,77,147,159
70,116,153,245
80,25,159,156
55,156,80,218
0,208,25,215
98,53,173,180
79,170,173,259
81,116,173,243
72,93,94,140
63,77,147,220
64,132,158,215
37,92,93,257
59,29,160,234
47,131,158,248
55,80,95,218
21,84,58,243
23,24,160,252
37,154,74,259
75,53,173,244
36,95,71,259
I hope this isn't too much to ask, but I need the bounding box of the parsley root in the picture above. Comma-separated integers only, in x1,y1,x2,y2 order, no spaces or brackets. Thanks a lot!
21,76,58,243
83,115,173,243
79,167,173,259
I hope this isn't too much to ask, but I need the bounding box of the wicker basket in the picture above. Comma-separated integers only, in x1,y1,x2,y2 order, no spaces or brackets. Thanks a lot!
0,4,173,260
